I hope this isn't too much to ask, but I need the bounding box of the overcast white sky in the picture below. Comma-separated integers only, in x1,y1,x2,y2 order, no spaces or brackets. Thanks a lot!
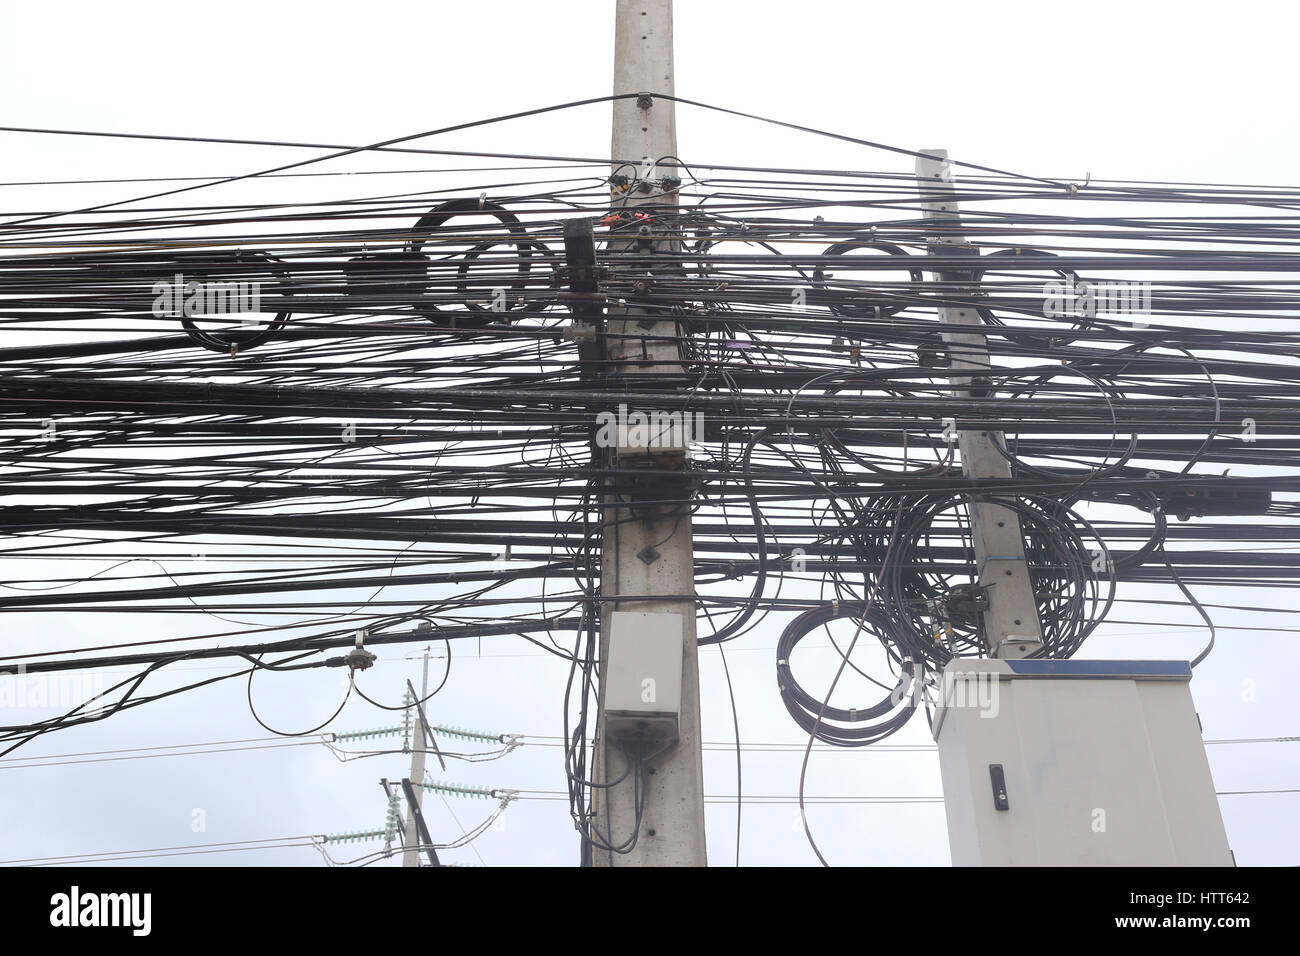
0,0,1297,867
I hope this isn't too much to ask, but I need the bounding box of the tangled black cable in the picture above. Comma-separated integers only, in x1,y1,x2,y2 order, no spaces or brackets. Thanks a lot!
776,602,918,746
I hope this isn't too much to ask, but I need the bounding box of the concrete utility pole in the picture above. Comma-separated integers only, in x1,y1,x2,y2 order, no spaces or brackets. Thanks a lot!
402,651,432,867
915,151,1043,658
591,0,707,866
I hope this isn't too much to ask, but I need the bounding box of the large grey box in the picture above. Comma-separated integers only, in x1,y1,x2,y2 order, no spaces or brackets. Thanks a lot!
933,658,1233,866
605,611,684,741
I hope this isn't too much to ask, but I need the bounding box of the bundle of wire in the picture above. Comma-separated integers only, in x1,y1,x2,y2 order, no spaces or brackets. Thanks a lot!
1,102,1299,856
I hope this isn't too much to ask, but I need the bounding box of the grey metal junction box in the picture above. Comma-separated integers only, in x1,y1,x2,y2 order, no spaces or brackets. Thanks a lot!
933,658,1233,866
605,611,684,742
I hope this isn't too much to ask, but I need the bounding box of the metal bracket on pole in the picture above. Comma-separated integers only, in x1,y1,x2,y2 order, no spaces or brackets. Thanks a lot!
399,777,442,868
560,217,605,372
406,678,446,771
915,149,1043,659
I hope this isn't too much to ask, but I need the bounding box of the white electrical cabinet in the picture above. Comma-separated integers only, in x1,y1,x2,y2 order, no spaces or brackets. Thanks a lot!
933,659,1233,866
605,610,684,742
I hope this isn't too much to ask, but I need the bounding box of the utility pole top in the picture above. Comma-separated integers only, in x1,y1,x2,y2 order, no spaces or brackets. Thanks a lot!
612,0,677,177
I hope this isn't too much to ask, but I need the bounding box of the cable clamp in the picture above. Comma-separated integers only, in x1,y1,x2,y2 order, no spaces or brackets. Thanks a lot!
345,629,377,671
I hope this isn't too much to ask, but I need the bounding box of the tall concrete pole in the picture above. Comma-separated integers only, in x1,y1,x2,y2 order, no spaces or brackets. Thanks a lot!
591,0,707,866
402,651,431,866
915,151,1043,658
